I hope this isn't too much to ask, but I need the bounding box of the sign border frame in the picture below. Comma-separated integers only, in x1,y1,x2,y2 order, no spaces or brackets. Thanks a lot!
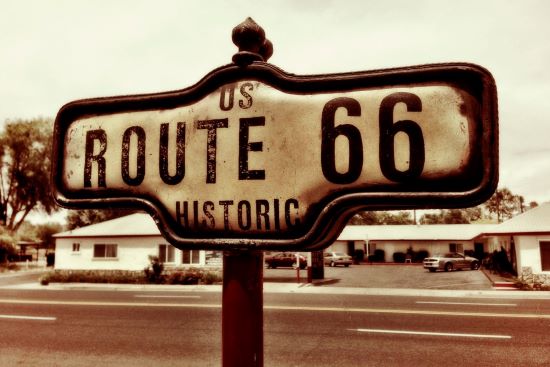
52,62,498,251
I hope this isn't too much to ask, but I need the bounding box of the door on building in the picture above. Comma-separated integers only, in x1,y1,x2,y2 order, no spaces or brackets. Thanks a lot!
474,243,484,261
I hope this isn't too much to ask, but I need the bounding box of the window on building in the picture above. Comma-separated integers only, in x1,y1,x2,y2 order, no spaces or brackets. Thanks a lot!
540,241,550,271
72,243,80,252
93,244,117,259
159,244,175,263
449,243,463,253
205,251,223,266
182,250,200,265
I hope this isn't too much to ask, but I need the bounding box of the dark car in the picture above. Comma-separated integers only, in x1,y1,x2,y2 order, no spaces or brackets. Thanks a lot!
265,252,307,269
423,252,480,272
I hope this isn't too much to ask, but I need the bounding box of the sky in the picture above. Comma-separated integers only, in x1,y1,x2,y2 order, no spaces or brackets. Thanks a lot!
2,0,550,223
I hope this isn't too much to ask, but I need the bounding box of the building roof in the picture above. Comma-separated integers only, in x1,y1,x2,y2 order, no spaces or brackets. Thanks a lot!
54,202,550,241
54,213,161,238
338,223,497,242
479,202,550,235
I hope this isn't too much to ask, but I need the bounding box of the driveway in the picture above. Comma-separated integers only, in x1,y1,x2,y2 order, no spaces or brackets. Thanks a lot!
264,264,493,290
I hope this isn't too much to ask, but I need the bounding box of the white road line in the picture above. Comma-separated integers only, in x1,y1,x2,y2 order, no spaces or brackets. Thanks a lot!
425,282,489,289
352,328,511,339
0,314,56,321
134,295,201,299
0,299,548,319
0,299,221,309
264,305,550,319
416,301,517,307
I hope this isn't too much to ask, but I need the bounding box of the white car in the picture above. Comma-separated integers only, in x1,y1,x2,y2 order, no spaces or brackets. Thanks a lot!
324,252,353,267
423,253,480,272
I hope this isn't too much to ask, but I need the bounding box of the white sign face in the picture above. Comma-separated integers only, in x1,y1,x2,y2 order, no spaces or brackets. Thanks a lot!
53,63,498,250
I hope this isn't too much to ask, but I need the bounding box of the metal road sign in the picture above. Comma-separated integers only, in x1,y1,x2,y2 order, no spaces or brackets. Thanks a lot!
52,17,498,251
52,61,498,250
50,19,498,367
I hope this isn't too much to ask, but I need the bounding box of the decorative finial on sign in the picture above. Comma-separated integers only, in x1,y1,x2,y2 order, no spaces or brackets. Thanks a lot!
232,17,273,66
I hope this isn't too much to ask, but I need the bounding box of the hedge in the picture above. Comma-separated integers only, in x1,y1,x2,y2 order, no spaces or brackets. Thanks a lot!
40,268,222,286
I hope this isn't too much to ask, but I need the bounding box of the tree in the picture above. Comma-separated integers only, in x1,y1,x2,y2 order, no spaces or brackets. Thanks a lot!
348,211,379,225
484,187,519,223
34,222,64,254
0,231,16,263
419,207,482,224
349,210,414,225
66,208,140,230
517,195,525,214
0,118,58,232
378,211,414,225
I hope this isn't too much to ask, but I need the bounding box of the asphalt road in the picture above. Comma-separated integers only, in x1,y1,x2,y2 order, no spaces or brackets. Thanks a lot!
265,263,495,290
0,287,549,366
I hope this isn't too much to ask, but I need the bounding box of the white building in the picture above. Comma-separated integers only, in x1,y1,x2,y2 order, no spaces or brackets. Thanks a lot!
329,223,498,262
476,203,550,285
53,204,550,285
53,213,221,270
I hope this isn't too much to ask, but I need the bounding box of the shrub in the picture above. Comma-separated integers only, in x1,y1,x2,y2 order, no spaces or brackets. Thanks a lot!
40,267,223,285
144,256,164,283
39,276,49,286
0,234,16,264
353,249,365,264
393,252,406,263
41,270,146,284
165,269,199,284
165,268,222,285
46,253,55,267
368,249,385,263
6,263,20,271
414,250,429,263
203,270,222,284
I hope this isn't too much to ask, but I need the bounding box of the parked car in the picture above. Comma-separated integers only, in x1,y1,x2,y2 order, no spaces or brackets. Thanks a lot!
423,252,480,272
265,252,307,269
324,252,352,267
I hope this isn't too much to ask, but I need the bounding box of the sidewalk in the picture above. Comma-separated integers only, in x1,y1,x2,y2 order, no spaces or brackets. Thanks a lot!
3,266,549,299
13,279,548,299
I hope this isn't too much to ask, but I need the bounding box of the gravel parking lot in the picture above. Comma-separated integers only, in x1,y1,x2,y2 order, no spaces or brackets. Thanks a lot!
264,264,493,290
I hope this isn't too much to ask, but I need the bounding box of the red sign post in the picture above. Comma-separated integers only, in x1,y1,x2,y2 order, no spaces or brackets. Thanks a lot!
52,18,498,367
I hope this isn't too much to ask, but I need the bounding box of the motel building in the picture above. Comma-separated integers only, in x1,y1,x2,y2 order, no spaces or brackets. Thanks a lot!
54,203,550,286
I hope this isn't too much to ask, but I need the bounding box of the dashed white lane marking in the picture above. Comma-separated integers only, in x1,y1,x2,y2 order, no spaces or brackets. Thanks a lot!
134,295,201,299
0,314,56,321
416,301,517,307
264,305,550,319
352,328,511,339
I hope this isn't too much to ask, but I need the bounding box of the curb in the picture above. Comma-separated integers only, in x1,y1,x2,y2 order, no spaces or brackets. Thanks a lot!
6,281,550,299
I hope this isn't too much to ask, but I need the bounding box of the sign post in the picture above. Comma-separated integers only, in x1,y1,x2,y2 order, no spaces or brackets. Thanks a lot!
222,250,263,366
52,17,498,367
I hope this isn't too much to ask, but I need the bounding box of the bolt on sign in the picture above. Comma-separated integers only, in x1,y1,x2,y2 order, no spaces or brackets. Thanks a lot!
52,38,497,252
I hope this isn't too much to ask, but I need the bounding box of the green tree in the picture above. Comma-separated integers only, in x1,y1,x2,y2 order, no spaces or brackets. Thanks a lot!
0,118,58,232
